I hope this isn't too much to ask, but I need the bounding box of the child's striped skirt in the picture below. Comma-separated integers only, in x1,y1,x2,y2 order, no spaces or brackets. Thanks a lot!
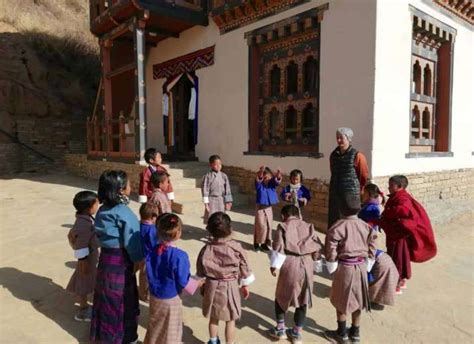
90,247,139,344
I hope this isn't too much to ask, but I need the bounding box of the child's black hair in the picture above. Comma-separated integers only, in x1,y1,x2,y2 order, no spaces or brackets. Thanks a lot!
98,170,128,207
290,169,303,181
150,171,169,188
364,183,386,205
263,166,273,175
206,212,232,239
341,194,361,216
144,148,160,164
157,213,182,241
73,191,98,214
139,202,159,221
281,204,300,218
389,175,409,189
209,155,221,163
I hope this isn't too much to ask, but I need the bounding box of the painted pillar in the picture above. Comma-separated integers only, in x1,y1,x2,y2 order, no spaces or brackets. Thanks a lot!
134,22,147,164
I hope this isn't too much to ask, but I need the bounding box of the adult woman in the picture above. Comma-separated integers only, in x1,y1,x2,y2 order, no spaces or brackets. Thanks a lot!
90,170,143,344
328,128,369,229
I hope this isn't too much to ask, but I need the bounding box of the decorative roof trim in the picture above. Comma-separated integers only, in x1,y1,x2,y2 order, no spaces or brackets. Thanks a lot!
210,0,312,34
432,0,474,26
153,45,215,79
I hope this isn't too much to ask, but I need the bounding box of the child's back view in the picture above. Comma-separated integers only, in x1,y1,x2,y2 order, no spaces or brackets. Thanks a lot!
269,205,322,342
197,212,255,344
324,194,377,344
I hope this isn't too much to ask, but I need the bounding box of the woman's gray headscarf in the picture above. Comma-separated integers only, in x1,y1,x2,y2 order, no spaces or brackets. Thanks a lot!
336,127,354,142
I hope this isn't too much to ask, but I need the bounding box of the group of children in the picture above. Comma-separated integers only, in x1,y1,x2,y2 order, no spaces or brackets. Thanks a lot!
65,147,437,343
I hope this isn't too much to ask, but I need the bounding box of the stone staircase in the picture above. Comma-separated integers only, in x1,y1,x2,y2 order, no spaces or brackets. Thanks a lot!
166,161,251,216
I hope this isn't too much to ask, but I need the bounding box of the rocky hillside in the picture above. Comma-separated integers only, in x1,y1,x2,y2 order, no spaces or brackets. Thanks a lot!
0,0,100,173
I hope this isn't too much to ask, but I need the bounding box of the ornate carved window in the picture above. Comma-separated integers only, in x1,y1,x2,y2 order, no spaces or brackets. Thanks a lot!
409,8,456,154
247,6,327,155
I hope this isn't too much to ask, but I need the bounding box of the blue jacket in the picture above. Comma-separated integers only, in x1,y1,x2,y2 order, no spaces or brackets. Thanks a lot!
140,222,157,257
280,184,312,203
358,202,381,223
146,245,191,299
95,203,143,262
255,177,280,206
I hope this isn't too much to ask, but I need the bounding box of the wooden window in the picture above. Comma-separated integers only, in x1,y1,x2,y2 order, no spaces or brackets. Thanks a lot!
423,64,432,96
269,107,280,139
286,61,298,95
285,106,297,140
247,8,322,154
270,65,281,97
413,60,421,94
303,56,318,93
409,10,455,153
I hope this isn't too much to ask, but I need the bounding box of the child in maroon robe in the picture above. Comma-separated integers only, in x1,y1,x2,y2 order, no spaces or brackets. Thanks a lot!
139,148,174,203
379,175,437,294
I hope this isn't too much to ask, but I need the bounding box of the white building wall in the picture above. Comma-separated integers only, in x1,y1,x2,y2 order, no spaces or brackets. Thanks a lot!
372,0,474,177
146,0,378,180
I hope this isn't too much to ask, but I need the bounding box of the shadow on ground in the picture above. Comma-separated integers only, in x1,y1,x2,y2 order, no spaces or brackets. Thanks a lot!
0,267,89,342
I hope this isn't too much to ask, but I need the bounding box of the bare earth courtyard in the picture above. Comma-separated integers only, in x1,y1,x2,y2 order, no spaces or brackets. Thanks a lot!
0,172,472,344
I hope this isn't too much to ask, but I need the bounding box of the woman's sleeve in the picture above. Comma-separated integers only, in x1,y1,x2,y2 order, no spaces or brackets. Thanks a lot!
121,209,144,262
354,152,369,190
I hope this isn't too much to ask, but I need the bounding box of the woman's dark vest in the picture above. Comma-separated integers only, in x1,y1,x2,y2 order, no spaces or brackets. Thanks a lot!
329,146,360,195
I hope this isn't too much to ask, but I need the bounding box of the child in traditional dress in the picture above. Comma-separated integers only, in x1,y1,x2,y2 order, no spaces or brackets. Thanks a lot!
378,175,437,294
268,205,322,342
254,166,282,251
148,171,172,214
368,249,399,308
324,194,377,344
197,212,255,344
66,191,100,322
201,155,233,223
138,203,159,302
144,213,203,344
280,169,311,218
139,147,174,203
358,183,385,229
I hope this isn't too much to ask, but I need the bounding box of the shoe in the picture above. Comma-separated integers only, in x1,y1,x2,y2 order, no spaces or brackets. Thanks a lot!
395,286,403,295
74,307,92,322
324,330,349,344
260,244,270,252
207,337,221,344
348,327,360,343
253,243,261,251
268,327,286,339
399,279,407,289
370,302,385,311
286,328,302,343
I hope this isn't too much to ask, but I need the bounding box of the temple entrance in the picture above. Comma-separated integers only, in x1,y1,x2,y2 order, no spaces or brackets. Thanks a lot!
172,74,195,159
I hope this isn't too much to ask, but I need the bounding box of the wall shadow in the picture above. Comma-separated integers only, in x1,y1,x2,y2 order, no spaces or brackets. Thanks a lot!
0,267,89,342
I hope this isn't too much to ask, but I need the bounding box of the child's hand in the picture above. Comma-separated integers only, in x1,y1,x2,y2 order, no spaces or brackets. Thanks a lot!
270,267,277,276
78,259,89,275
241,285,250,300
275,168,282,180
198,278,206,288
299,197,308,206
225,202,232,211
204,204,210,212
284,193,291,201
257,166,264,179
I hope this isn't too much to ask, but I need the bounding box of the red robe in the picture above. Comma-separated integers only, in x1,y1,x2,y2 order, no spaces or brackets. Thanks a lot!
379,189,437,279
139,165,174,201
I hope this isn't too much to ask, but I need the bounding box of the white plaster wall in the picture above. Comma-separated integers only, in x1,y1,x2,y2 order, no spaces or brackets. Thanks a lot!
146,0,377,181
372,0,474,177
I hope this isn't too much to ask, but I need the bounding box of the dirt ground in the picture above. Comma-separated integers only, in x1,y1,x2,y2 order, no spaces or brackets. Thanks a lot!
0,172,473,343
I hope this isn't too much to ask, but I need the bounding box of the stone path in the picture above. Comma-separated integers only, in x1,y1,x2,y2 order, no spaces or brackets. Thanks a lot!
0,171,472,343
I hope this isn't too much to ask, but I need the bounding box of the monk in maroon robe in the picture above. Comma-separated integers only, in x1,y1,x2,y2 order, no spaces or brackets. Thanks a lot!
378,175,437,292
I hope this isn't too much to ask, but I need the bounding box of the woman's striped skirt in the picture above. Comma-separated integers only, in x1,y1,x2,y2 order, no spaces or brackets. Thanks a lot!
90,248,139,343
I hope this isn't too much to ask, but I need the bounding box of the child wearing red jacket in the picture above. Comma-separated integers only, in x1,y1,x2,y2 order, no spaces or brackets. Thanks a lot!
379,175,437,294
139,148,174,203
